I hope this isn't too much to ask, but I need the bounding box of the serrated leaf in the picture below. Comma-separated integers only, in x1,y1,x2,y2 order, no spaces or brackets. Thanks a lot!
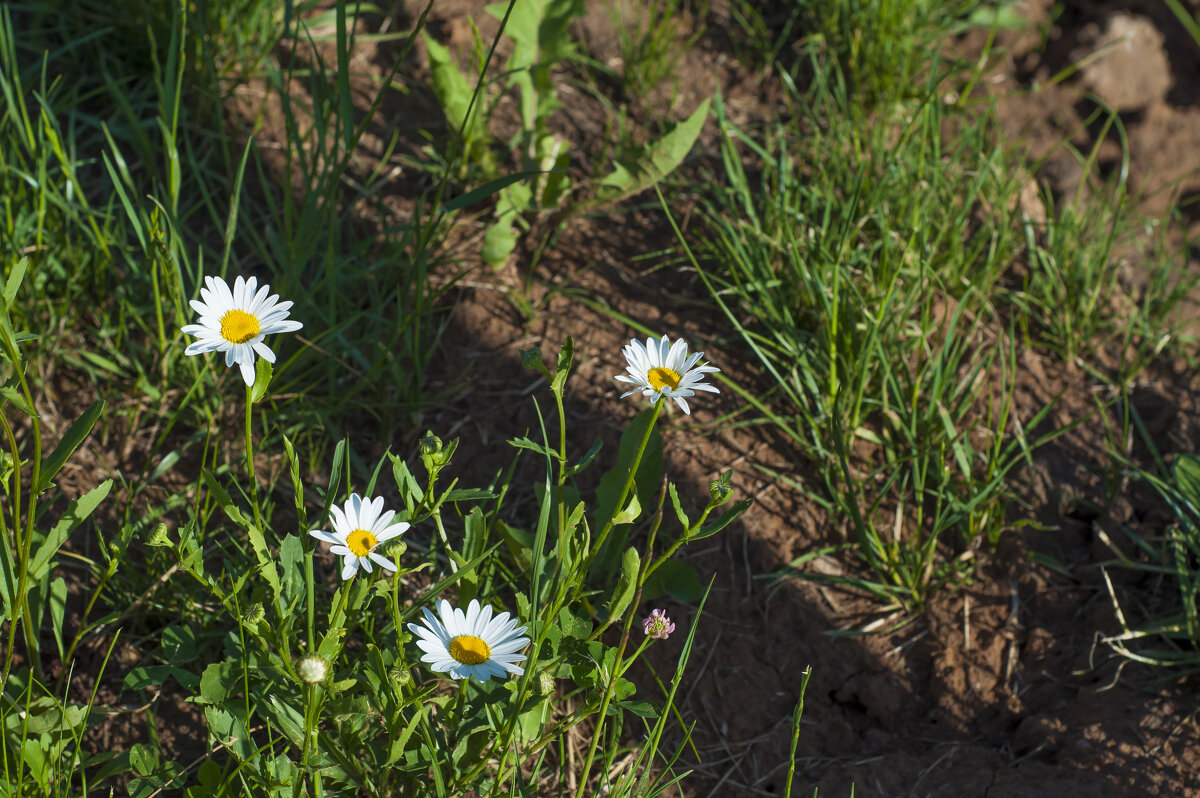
590,98,711,208
201,469,250,530
668,483,689,530
508,436,563,460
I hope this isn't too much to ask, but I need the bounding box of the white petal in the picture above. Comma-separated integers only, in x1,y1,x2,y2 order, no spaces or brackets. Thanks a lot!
340,559,359,580
238,355,256,386
252,341,276,363
369,552,397,572
309,529,343,545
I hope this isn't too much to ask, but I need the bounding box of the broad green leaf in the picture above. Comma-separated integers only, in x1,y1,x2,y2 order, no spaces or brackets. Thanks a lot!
28,479,112,581
37,399,104,493
590,98,711,208
612,494,641,526
250,358,273,403
2,258,28,308
604,547,640,622
615,699,659,719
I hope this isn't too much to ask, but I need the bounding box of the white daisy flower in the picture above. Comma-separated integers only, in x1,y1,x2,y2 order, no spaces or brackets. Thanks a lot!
615,335,720,415
309,494,410,580
407,598,529,682
182,274,303,386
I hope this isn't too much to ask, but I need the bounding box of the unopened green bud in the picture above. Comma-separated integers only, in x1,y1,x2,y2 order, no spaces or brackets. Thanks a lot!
708,470,734,506
419,432,443,458
147,523,173,547
390,666,414,689
538,671,555,697
242,603,265,626
108,541,121,557
386,540,408,561
520,347,550,378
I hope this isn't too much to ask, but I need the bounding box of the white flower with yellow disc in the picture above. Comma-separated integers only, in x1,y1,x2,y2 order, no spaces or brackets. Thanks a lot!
407,599,529,682
182,274,303,386
309,494,409,580
615,335,720,415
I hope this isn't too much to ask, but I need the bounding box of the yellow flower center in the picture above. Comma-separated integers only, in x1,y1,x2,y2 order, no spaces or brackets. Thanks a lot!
448,635,491,665
346,529,377,557
220,309,260,344
647,367,682,392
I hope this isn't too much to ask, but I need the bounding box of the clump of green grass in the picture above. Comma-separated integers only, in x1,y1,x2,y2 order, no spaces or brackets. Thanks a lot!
671,50,1049,616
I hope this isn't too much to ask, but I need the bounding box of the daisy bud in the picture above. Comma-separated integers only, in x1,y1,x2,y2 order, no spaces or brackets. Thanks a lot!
642,609,676,641
147,523,173,547
419,432,443,458
386,540,408,561
242,603,265,627
390,666,413,689
297,655,328,684
708,470,733,506
520,347,550,378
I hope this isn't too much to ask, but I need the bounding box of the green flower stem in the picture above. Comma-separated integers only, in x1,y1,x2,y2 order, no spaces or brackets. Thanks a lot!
572,565,642,798
244,384,263,531
584,398,664,578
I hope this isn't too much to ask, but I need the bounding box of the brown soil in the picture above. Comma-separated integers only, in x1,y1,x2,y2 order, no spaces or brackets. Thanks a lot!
397,1,1200,795
45,0,1200,795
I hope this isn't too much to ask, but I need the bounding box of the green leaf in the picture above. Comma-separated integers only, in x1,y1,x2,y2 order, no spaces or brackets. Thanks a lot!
615,699,659,719
693,498,753,541
37,399,104,493
247,523,283,610
564,439,602,478
444,488,498,503
445,171,544,212
261,693,306,747
590,98,711,207
668,483,689,530
129,743,157,777
605,547,640,622
28,479,112,582
0,381,35,417
201,469,251,530
250,358,273,403
508,436,563,461
3,258,28,309
612,494,641,526
551,336,573,394
49,577,67,660
198,660,240,705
